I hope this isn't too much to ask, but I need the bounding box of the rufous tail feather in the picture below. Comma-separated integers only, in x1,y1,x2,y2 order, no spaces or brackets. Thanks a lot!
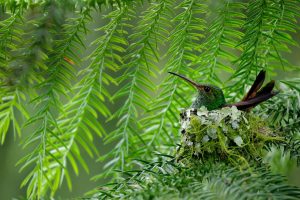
226,70,278,111
242,70,265,101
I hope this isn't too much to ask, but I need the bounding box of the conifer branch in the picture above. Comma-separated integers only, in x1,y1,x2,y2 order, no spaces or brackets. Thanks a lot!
0,1,299,199
195,2,246,86
93,158,300,199
230,0,300,99
19,9,90,199
259,78,300,162
0,9,28,143
57,4,128,184
100,0,172,177
144,0,207,150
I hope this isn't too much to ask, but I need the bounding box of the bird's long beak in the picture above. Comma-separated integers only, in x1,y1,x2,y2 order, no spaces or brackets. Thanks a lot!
168,72,202,89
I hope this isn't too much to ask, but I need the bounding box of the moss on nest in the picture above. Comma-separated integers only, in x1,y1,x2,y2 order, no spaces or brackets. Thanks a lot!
176,106,283,166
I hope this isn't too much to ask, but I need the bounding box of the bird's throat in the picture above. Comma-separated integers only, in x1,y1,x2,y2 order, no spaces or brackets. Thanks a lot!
191,94,226,111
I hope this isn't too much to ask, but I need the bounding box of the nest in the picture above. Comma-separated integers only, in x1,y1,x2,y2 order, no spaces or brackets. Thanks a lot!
176,106,283,166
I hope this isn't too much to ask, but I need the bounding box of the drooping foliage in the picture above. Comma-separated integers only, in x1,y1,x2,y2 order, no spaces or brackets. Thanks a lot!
0,0,299,199
229,0,300,99
92,156,300,199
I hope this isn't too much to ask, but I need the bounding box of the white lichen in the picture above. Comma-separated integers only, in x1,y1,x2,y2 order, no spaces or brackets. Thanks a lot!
177,106,280,165
234,136,244,147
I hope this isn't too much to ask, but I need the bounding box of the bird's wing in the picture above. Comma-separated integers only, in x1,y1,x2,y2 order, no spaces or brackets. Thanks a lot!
242,70,266,101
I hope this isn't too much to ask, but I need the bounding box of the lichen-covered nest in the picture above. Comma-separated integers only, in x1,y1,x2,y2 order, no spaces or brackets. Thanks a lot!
176,106,283,166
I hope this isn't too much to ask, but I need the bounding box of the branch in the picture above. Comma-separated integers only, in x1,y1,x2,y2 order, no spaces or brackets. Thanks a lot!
19,8,90,199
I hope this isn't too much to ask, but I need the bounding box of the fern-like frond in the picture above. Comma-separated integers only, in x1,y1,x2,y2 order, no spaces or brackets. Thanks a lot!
18,9,89,199
18,1,69,85
264,145,297,175
229,0,300,99
0,3,66,148
259,78,300,163
195,2,246,87
0,1,299,199
84,0,133,9
49,5,129,190
99,0,172,177
259,79,300,135
92,157,300,199
142,0,207,153
0,9,29,143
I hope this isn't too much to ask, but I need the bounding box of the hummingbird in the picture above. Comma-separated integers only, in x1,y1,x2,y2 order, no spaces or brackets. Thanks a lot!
169,70,279,111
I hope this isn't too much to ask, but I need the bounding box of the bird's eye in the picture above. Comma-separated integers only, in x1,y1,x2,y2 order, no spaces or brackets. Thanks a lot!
204,86,210,92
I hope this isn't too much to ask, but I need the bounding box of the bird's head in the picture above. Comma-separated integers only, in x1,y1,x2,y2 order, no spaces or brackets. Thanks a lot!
169,72,226,110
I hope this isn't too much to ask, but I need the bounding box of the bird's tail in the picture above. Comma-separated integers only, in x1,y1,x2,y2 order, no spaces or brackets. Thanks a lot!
227,70,279,111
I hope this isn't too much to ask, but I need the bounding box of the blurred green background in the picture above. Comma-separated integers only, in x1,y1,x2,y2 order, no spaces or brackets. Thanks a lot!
0,8,117,199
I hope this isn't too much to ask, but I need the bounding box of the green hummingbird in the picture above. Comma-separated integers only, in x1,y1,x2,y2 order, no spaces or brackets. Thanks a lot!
169,70,278,111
